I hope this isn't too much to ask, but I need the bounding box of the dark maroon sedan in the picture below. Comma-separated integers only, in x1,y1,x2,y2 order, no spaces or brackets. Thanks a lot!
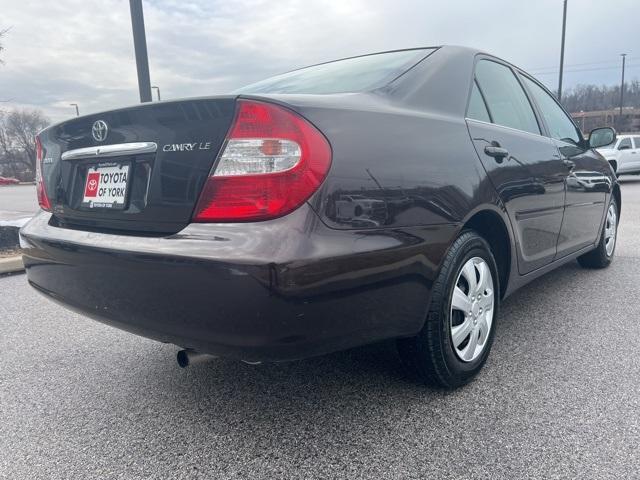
20,46,620,387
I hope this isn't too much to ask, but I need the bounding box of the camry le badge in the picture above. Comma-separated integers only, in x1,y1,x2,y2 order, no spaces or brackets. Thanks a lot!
92,120,109,142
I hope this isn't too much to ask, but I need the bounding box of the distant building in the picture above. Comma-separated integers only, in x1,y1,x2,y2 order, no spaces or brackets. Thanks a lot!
571,107,640,134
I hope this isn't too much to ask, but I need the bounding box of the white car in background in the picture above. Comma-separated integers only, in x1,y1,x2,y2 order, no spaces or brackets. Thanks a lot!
597,134,640,175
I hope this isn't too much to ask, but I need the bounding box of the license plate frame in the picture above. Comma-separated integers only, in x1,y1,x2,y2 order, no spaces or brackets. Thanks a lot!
80,162,132,210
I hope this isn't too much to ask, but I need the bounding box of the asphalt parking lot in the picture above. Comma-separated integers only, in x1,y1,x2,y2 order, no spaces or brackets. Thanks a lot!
0,184,38,218
1,179,640,479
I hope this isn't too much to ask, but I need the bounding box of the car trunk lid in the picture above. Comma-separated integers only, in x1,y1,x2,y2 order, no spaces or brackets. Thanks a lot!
38,97,236,234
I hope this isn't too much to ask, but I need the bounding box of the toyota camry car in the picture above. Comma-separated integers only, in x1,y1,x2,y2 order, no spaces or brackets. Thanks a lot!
20,46,620,387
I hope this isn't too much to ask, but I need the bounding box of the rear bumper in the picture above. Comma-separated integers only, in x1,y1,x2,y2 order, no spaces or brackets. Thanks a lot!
20,207,455,361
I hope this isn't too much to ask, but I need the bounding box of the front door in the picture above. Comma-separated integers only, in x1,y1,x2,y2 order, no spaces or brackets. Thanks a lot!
466,59,566,274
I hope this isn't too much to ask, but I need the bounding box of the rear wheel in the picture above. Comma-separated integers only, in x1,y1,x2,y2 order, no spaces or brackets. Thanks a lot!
397,230,499,388
577,196,618,269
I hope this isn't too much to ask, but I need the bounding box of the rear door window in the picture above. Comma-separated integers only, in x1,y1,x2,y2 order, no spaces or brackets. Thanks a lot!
474,60,540,135
633,137,640,149
520,75,582,145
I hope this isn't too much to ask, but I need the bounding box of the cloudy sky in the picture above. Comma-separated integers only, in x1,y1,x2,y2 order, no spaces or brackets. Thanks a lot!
0,0,637,123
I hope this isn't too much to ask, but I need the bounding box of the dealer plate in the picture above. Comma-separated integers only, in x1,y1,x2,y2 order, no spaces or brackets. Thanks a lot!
81,163,130,209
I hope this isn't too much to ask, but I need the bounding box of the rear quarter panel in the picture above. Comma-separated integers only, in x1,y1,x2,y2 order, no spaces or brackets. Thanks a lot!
298,99,495,230
256,89,518,304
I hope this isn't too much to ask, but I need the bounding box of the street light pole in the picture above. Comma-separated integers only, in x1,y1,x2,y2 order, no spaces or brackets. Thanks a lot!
152,86,161,101
557,0,568,102
618,53,627,129
129,0,152,103
70,103,79,116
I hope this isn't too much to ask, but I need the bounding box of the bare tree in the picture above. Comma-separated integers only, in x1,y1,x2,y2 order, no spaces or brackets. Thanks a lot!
0,27,9,65
0,109,49,180
0,27,11,104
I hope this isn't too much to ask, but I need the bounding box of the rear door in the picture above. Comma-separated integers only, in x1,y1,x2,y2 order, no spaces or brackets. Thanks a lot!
38,97,236,234
518,74,607,257
466,59,566,274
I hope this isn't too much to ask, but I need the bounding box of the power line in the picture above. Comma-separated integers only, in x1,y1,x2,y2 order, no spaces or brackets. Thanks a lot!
528,58,636,72
531,63,640,76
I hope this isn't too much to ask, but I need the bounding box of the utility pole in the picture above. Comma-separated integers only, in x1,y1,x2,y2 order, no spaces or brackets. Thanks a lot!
557,0,568,102
70,103,79,116
152,85,161,101
619,53,627,130
129,0,152,103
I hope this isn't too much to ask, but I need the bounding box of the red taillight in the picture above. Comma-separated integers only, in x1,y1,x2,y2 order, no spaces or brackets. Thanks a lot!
192,100,331,222
35,135,51,211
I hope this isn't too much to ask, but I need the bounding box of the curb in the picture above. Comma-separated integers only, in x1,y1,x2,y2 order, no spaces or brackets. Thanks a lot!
0,256,24,275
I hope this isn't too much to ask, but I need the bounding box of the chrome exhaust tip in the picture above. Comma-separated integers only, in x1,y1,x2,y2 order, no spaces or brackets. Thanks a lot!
176,349,216,368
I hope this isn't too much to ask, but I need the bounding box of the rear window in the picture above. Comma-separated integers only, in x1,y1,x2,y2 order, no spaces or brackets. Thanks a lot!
235,49,435,95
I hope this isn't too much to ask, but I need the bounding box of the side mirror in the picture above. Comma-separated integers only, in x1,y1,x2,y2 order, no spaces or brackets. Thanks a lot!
588,127,616,149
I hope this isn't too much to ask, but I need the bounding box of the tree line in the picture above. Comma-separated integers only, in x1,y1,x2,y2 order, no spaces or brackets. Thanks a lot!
561,80,640,113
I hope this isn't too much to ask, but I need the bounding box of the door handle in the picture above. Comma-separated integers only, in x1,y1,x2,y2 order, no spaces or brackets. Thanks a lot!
484,145,509,159
563,159,575,169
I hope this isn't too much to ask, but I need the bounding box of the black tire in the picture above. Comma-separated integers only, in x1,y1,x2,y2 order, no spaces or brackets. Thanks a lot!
577,196,618,269
397,230,500,388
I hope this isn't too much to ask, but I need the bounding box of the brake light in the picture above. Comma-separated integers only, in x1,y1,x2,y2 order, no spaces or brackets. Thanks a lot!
35,136,51,211
193,100,331,222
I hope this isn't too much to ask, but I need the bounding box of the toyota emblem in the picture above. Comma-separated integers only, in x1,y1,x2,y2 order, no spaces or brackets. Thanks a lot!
92,120,108,142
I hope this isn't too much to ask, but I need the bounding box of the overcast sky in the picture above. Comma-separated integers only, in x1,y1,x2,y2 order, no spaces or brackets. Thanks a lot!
0,0,637,123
